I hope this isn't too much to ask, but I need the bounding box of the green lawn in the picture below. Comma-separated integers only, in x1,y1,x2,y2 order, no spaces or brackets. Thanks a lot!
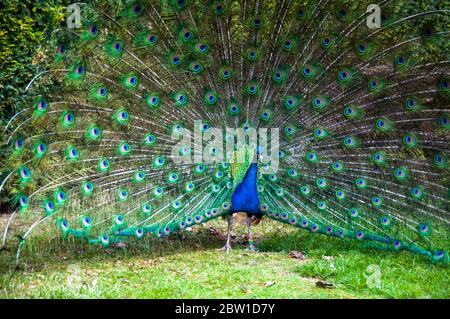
0,218,449,298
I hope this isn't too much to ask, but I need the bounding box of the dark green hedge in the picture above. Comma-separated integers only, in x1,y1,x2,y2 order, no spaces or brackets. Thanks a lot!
0,0,70,122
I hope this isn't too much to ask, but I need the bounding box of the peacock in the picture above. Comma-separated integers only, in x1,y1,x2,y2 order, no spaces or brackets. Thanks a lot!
1,0,449,265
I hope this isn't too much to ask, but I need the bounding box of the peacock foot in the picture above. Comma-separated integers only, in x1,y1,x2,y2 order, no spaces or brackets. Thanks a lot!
218,243,232,253
246,241,258,252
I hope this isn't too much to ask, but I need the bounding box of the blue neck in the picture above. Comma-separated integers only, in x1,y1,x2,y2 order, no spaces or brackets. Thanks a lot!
242,163,258,185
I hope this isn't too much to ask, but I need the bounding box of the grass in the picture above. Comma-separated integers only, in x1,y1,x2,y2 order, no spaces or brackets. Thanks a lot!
0,217,449,298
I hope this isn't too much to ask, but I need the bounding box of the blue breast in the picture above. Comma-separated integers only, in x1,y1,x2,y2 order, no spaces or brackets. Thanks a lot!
230,163,261,214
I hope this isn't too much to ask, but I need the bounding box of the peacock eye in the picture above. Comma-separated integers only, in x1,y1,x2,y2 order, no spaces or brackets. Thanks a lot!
133,4,141,14
20,196,28,205
83,216,92,227
192,63,201,72
76,65,84,74
14,138,24,149
45,201,54,210
98,87,107,96
61,220,69,229
90,25,98,35
58,45,66,54
38,144,44,151
38,100,47,110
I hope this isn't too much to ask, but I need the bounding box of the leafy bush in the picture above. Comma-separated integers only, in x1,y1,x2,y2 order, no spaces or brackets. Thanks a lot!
0,0,68,121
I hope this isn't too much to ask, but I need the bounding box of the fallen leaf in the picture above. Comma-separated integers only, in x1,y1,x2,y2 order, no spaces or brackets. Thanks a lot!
113,242,127,249
208,226,226,239
241,287,252,294
315,280,335,289
289,251,305,260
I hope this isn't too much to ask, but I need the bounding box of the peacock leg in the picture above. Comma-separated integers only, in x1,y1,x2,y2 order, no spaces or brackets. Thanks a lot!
246,215,258,252
222,214,233,253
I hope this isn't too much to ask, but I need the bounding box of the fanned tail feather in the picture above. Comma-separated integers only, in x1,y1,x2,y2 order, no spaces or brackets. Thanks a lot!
0,0,448,264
